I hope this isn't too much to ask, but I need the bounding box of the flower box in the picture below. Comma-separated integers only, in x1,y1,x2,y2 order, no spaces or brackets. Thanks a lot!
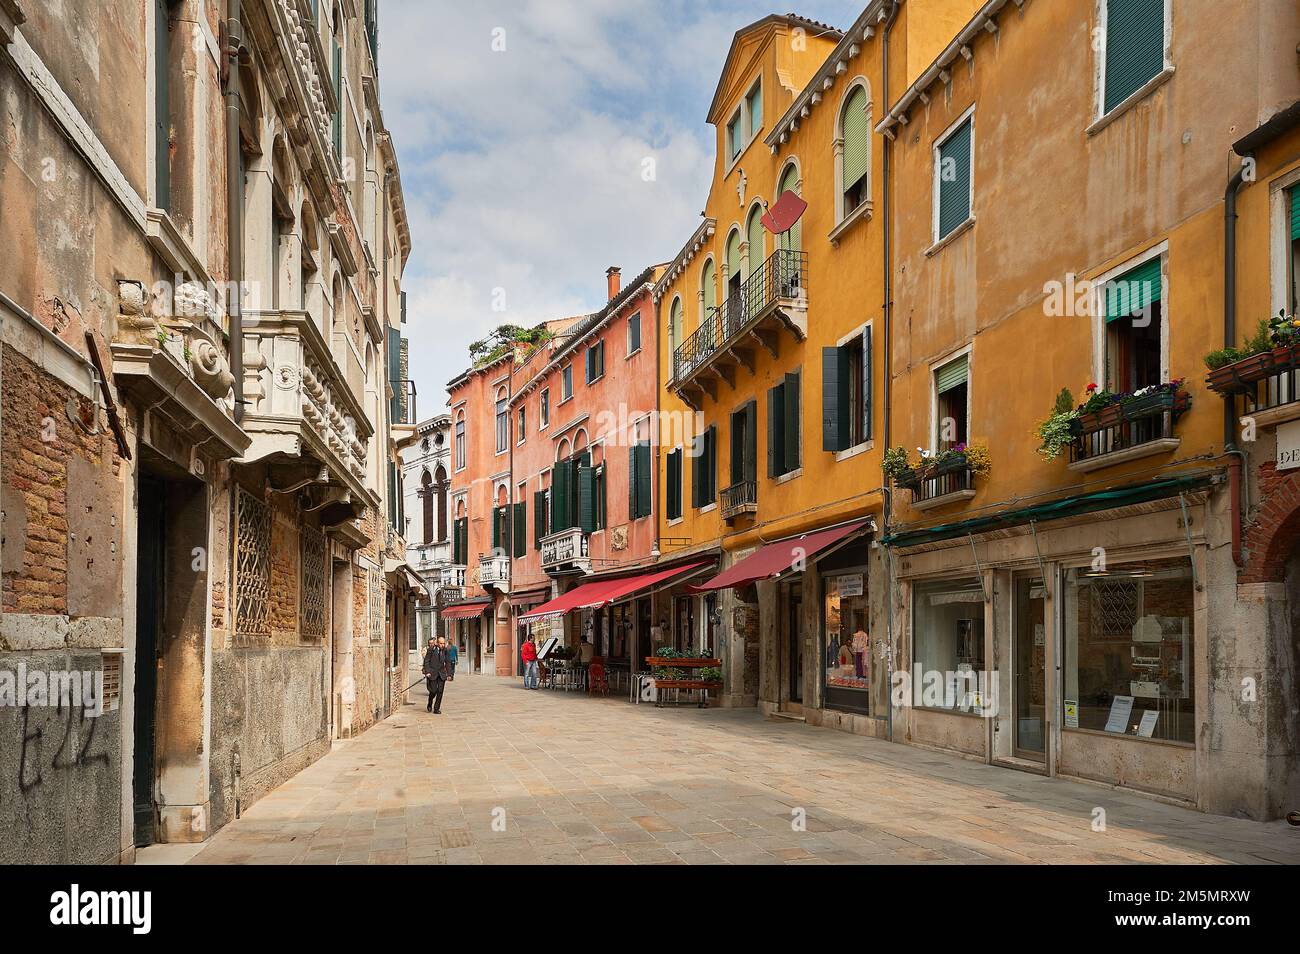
1072,389,1189,435
652,680,723,690
644,657,721,668
1206,343,1300,395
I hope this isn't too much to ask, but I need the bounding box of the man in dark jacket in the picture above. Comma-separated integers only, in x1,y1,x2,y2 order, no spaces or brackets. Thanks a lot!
422,638,450,713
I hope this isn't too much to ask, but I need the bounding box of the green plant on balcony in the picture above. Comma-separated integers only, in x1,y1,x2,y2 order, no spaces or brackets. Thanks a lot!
883,442,989,488
1204,318,1273,370
1036,380,1191,460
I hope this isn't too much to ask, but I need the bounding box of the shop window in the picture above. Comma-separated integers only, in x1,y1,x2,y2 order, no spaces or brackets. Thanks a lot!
1103,257,1163,392
1063,556,1194,744
911,579,987,712
824,572,870,711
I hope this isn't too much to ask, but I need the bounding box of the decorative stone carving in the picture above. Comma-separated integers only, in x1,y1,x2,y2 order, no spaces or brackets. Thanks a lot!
190,338,234,401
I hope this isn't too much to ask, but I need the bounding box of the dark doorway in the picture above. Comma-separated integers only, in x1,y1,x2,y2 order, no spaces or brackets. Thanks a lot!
133,476,164,847
636,598,652,670
787,583,803,705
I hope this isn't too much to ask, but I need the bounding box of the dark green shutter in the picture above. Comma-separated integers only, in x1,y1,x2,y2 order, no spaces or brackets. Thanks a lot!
452,518,465,564
578,465,595,532
595,466,606,529
705,427,716,503
841,85,869,192
534,491,547,548
691,433,703,508
1104,0,1165,114
154,0,170,210
784,371,800,472
513,502,526,558
629,314,641,353
553,462,570,531
767,385,783,478
628,446,638,519
937,118,972,240
388,327,402,420
666,450,681,521
636,442,652,518
863,327,874,442
743,401,757,482
823,346,850,451
491,506,501,550
1104,257,1162,323
1292,188,1300,242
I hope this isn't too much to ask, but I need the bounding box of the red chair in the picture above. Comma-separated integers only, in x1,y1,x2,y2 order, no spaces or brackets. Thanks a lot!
587,657,609,696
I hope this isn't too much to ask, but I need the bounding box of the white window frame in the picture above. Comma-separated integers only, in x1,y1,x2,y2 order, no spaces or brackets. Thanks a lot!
930,105,976,249
561,363,573,402
928,343,973,455
1088,241,1169,391
1269,166,1300,318
834,319,875,461
539,387,550,430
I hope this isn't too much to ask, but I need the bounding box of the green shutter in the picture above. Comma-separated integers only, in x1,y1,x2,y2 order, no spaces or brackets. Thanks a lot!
636,442,652,518
491,506,501,551
749,83,762,136
726,231,742,286
628,445,638,519
702,260,716,316
863,327,874,442
513,502,526,558
388,327,402,420
937,118,972,240
706,427,716,503
154,0,170,210
453,518,465,565
690,435,702,508
842,86,870,193
784,371,800,472
743,401,757,482
767,385,783,478
823,346,850,451
553,462,570,531
730,409,745,484
1104,257,1162,323
1290,188,1300,242
1104,0,1165,114
595,466,606,529
629,313,641,353
578,465,595,532
747,208,764,277
665,450,681,521
534,491,547,548
777,164,801,252
935,355,968,394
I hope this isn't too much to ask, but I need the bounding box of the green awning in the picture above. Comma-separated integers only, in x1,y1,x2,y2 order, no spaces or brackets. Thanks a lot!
881,473,1216,549
1104,257,1162,323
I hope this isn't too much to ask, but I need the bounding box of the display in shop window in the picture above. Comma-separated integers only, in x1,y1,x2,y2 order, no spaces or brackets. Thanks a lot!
824,574,870,695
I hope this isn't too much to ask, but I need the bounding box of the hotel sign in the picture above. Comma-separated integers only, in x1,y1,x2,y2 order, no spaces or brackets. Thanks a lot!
1277,420,1300,471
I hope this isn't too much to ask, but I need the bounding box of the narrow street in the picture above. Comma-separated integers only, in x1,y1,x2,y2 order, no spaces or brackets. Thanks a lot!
166,675,1299,866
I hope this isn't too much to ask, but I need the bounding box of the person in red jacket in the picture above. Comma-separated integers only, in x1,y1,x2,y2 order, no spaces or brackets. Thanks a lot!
521,634,540,690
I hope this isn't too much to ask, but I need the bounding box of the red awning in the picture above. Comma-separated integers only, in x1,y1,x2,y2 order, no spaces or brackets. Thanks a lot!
440,598,491,620
690,519,871,592
518,561,710,622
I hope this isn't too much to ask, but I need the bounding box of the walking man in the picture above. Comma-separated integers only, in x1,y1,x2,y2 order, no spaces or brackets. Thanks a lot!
521,633,540,690
422,637,450,713
445,635,458,679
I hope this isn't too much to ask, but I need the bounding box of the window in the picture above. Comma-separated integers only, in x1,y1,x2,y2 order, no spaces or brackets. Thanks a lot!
746,80,762,139
585,340,605,383
516,406,526,444
1102,0,1166,115
691,425,717,508
776,164,801,253
1063,556,1193,744
550,452,596,532
593,463,606,531
746,204,764,277
533,488,549,548
490,504,512,555
665,448,683,521
726,111,741,162
1102,257,1163,393
420,470,434,543
331,11,343,157
495,394,508,454
669,297,682,361
454,415,465,470
628,441,652,519
725,230,743,303
627,311,641,355
153,0,173,209
512,501,526,559
452,516,468,565
840,84,871,218
934,355,969,452
726,78,762,165
729,400,757,487
540,388,550,428
562,364,573,401
1291,188,1300,315
823,327,872,452
767,372,801,477
934,115,973,242
912,579,988,713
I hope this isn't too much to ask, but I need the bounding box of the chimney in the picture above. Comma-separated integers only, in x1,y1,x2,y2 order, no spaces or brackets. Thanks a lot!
606,266,621,301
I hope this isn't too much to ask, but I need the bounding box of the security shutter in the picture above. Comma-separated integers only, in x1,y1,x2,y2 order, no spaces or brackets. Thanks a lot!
937,118,972,240
1104,257,1162,323
1104,0,1165,114
823,346,850,451
841,85,870,194
935,355,968,394
513,502,526,558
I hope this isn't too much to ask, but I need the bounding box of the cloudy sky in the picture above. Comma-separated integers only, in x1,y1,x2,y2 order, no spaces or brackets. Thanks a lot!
380,0,862,413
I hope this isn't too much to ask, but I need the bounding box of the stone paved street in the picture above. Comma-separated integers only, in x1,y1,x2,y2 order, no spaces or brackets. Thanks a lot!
180,672,1300,865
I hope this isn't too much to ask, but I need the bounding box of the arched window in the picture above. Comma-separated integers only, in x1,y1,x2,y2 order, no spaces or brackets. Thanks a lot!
434,465,448,542
746,203,765,277
724,229,742,302
839,82,871,219
421,469,434,543
776,164,801,253
700,259,716,321
454,410,466,471
669,296,683,362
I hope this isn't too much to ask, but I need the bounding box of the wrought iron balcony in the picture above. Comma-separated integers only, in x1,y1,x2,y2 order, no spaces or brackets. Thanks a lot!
540,526,591,573
720,479,757,521
909,464,974,509
1068,390,1190,471
670,248,808,408
478,553,510,590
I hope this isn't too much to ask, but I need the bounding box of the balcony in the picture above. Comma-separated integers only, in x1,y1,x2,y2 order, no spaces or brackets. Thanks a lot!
907,464,975,511
240,309,375,512
720,479,757,521
478,553,510,591
670,249,808,410
540,527,591,574
1207,344,1300,429
1068,389,1190,472
410,540,451,573
440,565,466,589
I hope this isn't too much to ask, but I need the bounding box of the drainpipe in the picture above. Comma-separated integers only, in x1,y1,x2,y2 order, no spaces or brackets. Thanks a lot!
1224,163,1249,567
880,0,900,743
224,1,245,422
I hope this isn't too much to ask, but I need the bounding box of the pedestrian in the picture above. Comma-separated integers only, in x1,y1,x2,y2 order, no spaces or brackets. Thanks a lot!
521,633,540,690
422,637,450,714
445,635,458,680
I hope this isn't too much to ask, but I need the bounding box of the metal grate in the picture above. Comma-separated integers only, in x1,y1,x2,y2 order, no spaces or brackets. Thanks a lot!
300,526,327,639
369,567,384,643
1089,579,1140,640
235,488,272,640
99,650,123,713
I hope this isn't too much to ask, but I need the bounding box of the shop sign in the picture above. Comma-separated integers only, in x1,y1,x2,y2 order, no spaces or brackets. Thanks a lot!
1277,419,1300,471
835,573,864,597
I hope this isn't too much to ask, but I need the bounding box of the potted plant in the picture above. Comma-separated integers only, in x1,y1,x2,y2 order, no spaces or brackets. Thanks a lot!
1205,313,1300,393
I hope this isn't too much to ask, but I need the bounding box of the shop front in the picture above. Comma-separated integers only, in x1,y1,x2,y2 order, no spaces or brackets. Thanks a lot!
887,478,1214,804
440,597,491,674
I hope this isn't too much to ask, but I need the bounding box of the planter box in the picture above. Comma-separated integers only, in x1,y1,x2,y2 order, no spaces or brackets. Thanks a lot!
653,680,723,690
1072,390,1189,435
1207,343,1300,395
644,657,721,668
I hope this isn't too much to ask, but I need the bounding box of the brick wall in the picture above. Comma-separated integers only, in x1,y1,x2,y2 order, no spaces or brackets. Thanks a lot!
1241,461,1300,584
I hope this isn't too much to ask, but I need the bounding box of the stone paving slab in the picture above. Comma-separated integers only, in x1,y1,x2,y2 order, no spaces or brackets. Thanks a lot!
176,671,1300,865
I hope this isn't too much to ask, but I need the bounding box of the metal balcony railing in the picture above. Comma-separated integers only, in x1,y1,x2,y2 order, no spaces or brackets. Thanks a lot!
1069,391,1189,464
912,465,973,503
672,248,807,382
720,479,757,519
